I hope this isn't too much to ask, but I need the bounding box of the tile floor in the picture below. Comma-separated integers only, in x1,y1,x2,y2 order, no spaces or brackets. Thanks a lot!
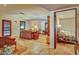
13,34,75,55
0,34,75,55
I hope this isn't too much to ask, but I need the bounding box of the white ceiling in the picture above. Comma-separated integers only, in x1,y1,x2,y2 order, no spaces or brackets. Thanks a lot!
0,4,78,20
36,4,79,11
0,4,49,20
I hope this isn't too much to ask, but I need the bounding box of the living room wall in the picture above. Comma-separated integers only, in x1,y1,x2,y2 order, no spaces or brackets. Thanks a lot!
12,20,20,37
27,20,40,29
40,21,47,30
0,16,21,38
0,16,47,38
26,20,47,31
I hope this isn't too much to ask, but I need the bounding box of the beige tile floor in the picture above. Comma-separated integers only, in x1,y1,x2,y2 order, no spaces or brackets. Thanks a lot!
0,34,75,55
14,34,75,55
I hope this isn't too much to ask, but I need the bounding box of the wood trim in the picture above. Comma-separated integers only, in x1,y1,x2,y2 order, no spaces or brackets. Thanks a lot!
54,12,57,49
2,20,12,37
47,16,50,36
54,8,76,13
75,8,77,55
54,8,77,50
75,8,77,43
10,20,12,37
2,20,4,36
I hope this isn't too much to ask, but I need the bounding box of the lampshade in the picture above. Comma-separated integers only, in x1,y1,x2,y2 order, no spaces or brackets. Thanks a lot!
34,25,38,28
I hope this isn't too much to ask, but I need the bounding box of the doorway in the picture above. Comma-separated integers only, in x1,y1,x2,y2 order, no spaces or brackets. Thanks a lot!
54,8,77,53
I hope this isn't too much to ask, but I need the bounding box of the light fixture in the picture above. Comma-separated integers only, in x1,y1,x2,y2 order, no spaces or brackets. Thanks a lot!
32,28,34,31
59,25,61,27
34,25,38,29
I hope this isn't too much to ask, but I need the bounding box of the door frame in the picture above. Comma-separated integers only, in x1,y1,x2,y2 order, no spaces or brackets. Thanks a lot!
54,8,77,49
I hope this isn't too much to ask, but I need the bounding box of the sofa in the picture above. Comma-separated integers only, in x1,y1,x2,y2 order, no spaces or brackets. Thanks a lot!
20,30,32,39
0,37,16,49
20,30,39,40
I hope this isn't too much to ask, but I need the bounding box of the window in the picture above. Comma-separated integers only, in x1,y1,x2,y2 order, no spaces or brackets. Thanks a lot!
20,21,25,30
2,20,11,36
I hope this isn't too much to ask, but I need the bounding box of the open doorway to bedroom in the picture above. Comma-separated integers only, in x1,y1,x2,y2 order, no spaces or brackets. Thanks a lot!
54,8,77,54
